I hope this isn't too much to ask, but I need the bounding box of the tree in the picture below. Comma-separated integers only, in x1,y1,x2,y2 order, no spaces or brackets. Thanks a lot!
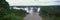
39,6,60,20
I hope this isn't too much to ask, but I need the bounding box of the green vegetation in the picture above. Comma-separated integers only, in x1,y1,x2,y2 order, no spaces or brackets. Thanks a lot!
0,0,27,20
39,6,60,20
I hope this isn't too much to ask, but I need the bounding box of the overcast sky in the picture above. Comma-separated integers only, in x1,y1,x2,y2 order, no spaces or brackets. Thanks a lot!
6,0,60,6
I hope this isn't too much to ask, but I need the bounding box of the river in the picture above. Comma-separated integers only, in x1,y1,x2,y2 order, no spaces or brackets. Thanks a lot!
24,12,42,20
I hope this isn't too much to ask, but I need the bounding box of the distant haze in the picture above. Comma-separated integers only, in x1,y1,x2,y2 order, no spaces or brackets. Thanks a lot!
6,0,60,6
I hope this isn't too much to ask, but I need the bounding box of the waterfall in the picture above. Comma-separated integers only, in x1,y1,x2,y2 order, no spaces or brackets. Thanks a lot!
37,8,40,12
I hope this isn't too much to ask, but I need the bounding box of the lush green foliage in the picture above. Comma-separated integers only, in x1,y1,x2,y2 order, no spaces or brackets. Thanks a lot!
39,6,60,20
0,9,27,20
0,0,27,20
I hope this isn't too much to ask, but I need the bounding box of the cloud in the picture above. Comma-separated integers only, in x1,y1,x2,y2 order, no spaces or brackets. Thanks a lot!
6,0,60,6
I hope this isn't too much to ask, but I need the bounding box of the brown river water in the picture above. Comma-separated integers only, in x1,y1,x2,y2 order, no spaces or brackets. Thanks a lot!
24,12,42,20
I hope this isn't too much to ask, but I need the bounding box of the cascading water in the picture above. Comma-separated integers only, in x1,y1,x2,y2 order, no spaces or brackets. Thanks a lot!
37,8,40,12
25,7,40,13
25,7,33,13
13,7,40,13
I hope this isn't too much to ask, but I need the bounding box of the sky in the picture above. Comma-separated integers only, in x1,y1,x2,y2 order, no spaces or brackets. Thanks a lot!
6,0,60,6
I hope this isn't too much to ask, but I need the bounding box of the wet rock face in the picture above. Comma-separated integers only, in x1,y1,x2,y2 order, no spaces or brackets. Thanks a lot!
0,0,9,9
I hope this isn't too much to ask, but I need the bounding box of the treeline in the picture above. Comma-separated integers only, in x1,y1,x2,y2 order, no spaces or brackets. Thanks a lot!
39,6,60,20
0,0,27,20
